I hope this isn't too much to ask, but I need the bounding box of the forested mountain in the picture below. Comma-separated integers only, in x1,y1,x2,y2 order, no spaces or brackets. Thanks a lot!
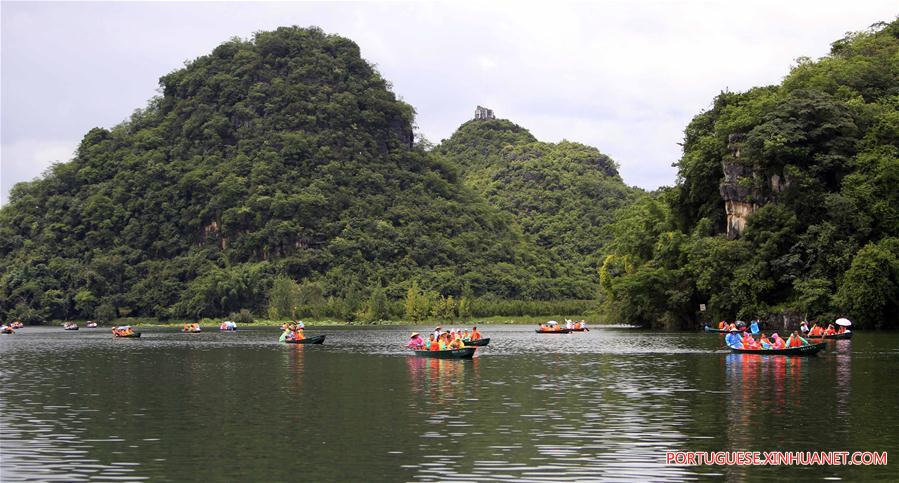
435,120,641,298
600,19,899,329
0,27,565,322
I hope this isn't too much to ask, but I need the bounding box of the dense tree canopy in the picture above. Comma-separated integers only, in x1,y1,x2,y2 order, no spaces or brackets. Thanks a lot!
0,27,560,322
435,120,640,298
601,19,899,329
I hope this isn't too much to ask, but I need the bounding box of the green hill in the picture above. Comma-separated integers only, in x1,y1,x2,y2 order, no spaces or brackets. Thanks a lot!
435,119,641,298
600,19,899,329
0,27,555,322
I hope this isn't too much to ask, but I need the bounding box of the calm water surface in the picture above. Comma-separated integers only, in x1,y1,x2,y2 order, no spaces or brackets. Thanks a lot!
1,325,897,481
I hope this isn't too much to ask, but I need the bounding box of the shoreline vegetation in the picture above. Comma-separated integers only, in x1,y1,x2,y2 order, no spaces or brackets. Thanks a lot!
35,313,604,328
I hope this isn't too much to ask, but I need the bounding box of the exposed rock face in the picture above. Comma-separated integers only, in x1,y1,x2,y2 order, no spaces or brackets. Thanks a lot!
719,133,787,239
720,134,756,239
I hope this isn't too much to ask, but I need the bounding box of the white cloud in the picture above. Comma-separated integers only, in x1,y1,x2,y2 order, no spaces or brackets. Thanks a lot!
1,1,896,205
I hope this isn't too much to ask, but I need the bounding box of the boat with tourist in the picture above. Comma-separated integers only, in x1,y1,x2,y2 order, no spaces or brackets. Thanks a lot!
112,326,141,338
536,321,570,333
413,347,476,359
283,334,325,344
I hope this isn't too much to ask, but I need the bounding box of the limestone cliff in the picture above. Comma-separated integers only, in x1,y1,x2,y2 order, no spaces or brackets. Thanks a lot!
719,133,787,239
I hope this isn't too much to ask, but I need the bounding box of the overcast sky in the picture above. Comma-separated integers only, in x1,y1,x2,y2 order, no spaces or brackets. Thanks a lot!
1,1,896,205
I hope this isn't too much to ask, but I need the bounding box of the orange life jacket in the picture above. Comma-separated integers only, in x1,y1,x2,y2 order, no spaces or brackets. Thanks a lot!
718,321,726,329
429,340,439,351
471,330,480,340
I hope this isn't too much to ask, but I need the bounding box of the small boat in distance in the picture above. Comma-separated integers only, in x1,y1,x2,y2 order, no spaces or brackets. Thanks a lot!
283,335,325,345
1,325,14,334
219,321,237,331
112,326,140,338
86,321,98,328
807,331,853,340
182,323,202,333
704,325,747,333
536,321,570,334
63,322,79,331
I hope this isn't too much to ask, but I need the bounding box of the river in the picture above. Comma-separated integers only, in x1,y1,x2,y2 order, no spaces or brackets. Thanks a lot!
1,325,896,481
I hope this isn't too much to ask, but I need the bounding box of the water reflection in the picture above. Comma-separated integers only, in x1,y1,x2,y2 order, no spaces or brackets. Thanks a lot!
1,326,896,481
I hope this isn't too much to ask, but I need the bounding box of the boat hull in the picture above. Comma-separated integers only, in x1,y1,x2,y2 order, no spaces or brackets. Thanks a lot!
704,325,746,333
536,329,571,334
806,332,852,340
730,342,826,356
114,333,141,338
284,335,326,345
413,348,476,359
463,338,490,346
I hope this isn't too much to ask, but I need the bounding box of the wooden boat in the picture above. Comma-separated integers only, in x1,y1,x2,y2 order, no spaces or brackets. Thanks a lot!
568,327,590,332
86,322,98,328
535,328,571,334
114,332,141,338
63,325,79,331
806,331,852,340
413,347,476,359
730,342,826,356
10,322,24,329
283,335,326,345
463,338,490,346
1,327,14,334
704,325,746,333
182,328,202,333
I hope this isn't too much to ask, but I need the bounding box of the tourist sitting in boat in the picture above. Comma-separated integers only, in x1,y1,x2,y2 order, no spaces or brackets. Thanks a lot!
768,333,785,349
759,333,773,349
741,332,761,350
220,321,237,331
448,337,464,350
470,327,481,340
1,324,14,334
836,325,847,334
718,320,727,330
786,331,809,348
427,334,439,351
11,321,24,329
724,331,742,348
407,332,425,350
823,324,836,336
800,321,809,334
293,322,305,341
808,323,824,337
